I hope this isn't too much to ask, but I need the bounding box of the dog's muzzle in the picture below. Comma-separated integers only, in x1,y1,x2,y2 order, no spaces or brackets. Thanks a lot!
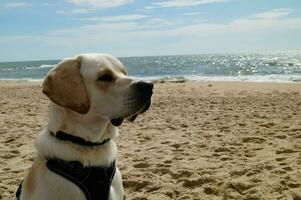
110,81,153,126
132,80,153,112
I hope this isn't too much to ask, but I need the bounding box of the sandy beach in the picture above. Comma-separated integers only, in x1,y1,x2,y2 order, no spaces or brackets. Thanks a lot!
0,81,300,200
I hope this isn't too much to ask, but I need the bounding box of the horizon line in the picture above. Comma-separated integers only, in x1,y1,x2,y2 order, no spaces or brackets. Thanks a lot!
1,50,300,63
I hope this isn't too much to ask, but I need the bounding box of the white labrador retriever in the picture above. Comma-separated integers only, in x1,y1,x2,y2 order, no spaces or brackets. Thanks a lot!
17,53,153,200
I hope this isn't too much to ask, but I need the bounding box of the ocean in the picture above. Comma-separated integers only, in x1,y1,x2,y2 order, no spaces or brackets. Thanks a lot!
0,53,301,83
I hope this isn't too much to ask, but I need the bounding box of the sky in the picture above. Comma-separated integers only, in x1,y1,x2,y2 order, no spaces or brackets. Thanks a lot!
0,0,301,61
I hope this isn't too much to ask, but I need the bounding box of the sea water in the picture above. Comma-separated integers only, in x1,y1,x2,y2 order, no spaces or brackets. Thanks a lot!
0,53,300,83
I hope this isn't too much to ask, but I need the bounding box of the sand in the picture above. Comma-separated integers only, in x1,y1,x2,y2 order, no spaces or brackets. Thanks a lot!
0,81,300,200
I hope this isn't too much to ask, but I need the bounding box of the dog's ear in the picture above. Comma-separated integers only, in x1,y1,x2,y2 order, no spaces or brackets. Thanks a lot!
42,56,90,114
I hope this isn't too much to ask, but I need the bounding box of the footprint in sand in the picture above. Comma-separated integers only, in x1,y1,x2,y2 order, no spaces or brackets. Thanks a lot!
10,150,20,155
223,188,243,199
276,148,297,154
163,160,172,164
203,186,218,195
170,142,189,149
244,150,257,158
275,134,287,139
281,178,301,189
122,180,150,191
227,180,256,195
133,162,151,169
170,170,193,179
230,169,248,177
220,156,232,161
260,122,275,128
214,147,231,153
275,157,286,162
288,182,301,188
272,169,287,175
4,138,15,144
282,166,293,171
181,176,216,189
290,128,301,133
278,162,287,166
238,122,247,127
2,167,10,171
242,136,265,144
152,167,173,176
246,169,262,176
1,153,18,159
145,185,161,193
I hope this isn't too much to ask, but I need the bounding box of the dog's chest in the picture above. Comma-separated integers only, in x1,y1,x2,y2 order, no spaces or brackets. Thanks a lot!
47,159,116,200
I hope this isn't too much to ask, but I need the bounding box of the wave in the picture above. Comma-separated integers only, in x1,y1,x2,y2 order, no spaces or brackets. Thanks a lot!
38,64,54,69
140,75,301,83
0,68,15,71
25,64,54,70
0,78,43,82
0,64,54,71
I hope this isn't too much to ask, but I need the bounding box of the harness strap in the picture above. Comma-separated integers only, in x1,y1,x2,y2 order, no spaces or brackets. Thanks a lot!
47,159,116,200
16,181,22,200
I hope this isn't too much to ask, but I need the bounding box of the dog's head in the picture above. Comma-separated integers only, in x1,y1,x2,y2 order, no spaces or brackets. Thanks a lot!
42,53,153,126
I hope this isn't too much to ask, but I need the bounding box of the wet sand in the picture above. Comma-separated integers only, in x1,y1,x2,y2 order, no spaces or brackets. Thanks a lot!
0,81,300,200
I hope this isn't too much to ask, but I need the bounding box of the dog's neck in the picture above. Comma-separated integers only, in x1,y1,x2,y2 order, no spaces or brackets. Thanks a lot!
35,103,118,166
47,103,117,143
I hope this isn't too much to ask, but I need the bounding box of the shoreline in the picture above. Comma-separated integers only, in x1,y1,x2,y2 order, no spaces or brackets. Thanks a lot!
0,80,300,95
1,78,301,85
1,73,301,86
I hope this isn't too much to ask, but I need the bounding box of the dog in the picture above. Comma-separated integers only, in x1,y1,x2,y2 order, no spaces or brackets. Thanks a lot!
16,53,153,200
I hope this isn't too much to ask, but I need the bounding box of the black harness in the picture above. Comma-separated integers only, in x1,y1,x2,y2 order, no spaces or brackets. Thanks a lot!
16,131,115,200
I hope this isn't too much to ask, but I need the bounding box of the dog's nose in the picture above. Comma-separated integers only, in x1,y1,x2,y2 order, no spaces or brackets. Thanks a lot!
136,81,153,91
133,81,153,98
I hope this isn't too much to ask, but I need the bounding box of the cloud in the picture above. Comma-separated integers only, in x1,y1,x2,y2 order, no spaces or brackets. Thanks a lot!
58,8,95,14
3,8,301,42
146,0,228,9
40,8,301,43
59,0,134,14
146,18,173,27
81,14,149,22
1,8,301,61
253,8,293,19
67,0,134,9
184,12,202,16
70,8,95,14
4,2,31,8
168,9,300,38
48,22,140,36
42,2,55,6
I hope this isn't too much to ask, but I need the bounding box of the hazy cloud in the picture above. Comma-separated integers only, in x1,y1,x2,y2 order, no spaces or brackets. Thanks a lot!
81,14,149,22
42,3,55,6
67,0,134,8
147,0,228,9
184,12,203,16
58,8,95,14
4,2,31,8
253,8,293,19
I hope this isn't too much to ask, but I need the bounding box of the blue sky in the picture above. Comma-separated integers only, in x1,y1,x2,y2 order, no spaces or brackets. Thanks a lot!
0,0,301,61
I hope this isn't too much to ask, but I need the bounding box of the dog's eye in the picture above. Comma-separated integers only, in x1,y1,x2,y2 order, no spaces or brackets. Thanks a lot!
97,74,113,82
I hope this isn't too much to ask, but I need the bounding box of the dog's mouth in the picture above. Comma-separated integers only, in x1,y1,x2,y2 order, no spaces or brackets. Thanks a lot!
110,81,153,127
127,98,151,121
111,117,124,126
110,97,152,126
